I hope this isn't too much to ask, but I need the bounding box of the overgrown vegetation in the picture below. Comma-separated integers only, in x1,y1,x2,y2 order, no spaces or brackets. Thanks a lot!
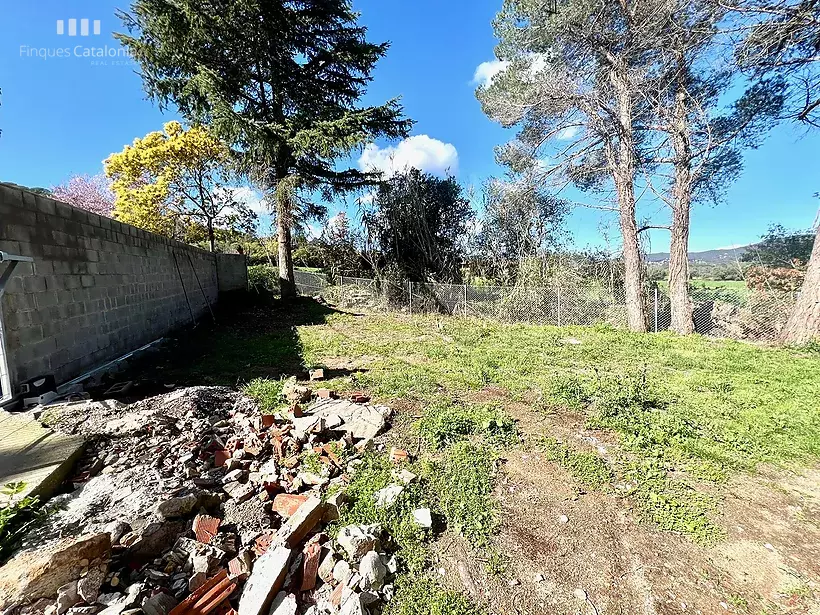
415,400,517,449
0,483,44,562
156,304,820,549
242,378,287,414
386,576,486,615
539,438,613,489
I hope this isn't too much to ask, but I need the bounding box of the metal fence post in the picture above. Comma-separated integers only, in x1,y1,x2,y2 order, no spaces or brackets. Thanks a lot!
654,286,659,333
408,280,412,316
557,285,562,327
463,284,468,318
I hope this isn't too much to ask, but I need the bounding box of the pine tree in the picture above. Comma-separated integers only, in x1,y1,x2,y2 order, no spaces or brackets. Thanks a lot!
117,0,411,297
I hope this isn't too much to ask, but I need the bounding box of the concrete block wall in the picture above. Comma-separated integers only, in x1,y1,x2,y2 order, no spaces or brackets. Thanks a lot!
0,183,248,390
216,253,248,293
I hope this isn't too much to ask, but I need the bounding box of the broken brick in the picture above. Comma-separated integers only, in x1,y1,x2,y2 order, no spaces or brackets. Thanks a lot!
289,405,303,419
214,450,230,467
227,550,253,580
316,389,336,400
309,368,325,381
168,570,236,615
300,542,321,591
272,494,309,519
349,391,370,404
390,447,410,463
330,582,345,608
193,515,222,545
253,533,276,557
261,415,276,428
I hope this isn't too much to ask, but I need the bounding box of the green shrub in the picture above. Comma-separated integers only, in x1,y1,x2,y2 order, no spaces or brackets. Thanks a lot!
248,264,278,293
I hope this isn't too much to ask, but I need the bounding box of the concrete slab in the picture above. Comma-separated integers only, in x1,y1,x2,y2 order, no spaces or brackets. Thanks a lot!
0,409,84,502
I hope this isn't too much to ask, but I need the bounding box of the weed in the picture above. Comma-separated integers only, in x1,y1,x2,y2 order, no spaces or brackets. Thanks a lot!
386,575,485,615
727,593,749,610
540,438,613,488
299,451,324,476
622,460,723,544
0,482,44,562
426,441,498,548
483,547,508,576
415,400,517,449
242,378,287,414
546,374,589,410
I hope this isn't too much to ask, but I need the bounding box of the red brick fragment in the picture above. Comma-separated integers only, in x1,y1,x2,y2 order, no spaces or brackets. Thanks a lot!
214,450,230,467
390,447,410,463
300,542,321,591
330,582,345,608
349,391,370,403
168,570,236,615
316,389,336,399
272,493,309,518
261,415,276,428
252,533,275,557
224,437,242,456
193,515,222,545
309,368,325,381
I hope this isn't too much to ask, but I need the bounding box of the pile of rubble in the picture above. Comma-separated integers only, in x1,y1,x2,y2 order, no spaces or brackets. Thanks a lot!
1,376,420,615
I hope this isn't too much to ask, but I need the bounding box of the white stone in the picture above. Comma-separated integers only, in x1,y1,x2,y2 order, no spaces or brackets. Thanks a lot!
373,484,403,508
337,525,380,562
357,551,386,592
412,508,432,528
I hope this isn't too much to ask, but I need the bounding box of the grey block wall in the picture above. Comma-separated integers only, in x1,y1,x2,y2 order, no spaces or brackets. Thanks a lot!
0,182,248,390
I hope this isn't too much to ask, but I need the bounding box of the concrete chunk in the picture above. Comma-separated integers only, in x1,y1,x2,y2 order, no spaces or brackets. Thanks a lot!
238,545,292,615
275,497,324,548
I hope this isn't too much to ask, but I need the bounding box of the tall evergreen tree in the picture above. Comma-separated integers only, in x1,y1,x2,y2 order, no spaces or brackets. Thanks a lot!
117,0,411,297
478,0,670,331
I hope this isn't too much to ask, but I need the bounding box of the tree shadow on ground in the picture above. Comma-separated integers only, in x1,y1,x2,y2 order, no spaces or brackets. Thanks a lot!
113,294,342,395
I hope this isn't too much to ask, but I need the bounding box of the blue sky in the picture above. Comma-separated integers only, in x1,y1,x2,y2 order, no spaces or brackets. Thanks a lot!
1,0,818,252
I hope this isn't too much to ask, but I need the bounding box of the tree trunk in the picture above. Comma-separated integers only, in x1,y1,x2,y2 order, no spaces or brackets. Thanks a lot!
610,65,648,332
618,186,648,332
277,202,296,299
668,81,695,335
207,219,215,253
781,223,820,344
668,202,693,333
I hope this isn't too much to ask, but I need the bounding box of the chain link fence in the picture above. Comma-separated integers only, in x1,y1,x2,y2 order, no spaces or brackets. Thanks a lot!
295,270,796,343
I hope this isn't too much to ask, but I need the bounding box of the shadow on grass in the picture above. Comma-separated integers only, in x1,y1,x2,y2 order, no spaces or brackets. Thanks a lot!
121,294,341,391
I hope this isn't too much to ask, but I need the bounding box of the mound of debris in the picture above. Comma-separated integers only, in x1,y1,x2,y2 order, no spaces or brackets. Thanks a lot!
1,380,408,615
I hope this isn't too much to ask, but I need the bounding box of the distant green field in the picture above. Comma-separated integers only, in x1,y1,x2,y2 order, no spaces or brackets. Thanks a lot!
658,279,747,291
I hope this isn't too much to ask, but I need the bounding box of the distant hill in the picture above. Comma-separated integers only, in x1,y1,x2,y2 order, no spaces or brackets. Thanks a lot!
646,245,750,264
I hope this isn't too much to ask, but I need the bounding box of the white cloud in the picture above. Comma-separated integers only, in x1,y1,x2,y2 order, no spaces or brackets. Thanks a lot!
358,135,458,178
229,186,269,214
473,60,509,87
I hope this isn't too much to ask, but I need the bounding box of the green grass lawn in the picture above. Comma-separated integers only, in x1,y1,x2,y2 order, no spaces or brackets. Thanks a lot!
144,299,820,609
